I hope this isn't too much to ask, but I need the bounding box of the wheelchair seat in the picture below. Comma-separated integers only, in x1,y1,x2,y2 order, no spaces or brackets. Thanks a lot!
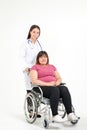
41,97,50,104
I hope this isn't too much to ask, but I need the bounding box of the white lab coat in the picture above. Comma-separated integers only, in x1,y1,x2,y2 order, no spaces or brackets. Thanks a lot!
20,39,42,71
20,39,42,90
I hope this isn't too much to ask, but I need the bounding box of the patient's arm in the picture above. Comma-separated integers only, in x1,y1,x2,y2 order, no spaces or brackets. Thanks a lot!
54,70,62,86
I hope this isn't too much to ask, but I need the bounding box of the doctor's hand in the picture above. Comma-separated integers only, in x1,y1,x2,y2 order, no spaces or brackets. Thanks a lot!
24,68,30,72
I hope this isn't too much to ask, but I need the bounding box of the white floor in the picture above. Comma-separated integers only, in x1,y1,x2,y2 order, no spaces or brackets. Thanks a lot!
0,104,87,130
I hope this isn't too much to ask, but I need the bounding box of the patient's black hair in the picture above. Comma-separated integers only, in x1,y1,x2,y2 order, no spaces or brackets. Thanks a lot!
36,51,49,64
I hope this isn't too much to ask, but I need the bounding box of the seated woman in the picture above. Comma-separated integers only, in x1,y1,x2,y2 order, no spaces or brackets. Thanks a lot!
30,51,78,123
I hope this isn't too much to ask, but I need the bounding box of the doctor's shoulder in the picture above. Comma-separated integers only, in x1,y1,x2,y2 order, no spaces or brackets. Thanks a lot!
21,39,29,48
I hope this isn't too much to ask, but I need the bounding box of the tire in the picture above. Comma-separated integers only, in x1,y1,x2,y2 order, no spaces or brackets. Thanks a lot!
71,120,78,124
43,119,49,129
24,92,38,123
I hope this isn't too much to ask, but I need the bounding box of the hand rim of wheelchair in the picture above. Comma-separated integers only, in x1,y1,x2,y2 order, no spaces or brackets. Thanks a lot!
24,92,38,123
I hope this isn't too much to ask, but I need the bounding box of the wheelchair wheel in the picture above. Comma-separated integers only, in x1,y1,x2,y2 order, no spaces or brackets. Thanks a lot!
24,92,38,123
58,100,66,118
71,120,78,124
58,99,76,119
70,115,80,125
43,119,49,129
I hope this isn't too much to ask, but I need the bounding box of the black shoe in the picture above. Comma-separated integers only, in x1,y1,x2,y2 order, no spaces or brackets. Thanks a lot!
37,114,41,118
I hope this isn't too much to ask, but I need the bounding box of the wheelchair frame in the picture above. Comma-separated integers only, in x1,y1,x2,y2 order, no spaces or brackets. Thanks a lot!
24,86,79,128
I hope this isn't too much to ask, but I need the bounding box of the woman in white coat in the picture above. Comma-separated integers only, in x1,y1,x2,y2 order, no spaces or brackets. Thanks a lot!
20,25,42,92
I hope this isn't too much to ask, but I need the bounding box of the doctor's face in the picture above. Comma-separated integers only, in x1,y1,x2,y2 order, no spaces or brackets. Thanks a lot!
30,28,40,41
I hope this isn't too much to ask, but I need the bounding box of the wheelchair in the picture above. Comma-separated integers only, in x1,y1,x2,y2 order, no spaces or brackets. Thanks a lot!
24,84,80,128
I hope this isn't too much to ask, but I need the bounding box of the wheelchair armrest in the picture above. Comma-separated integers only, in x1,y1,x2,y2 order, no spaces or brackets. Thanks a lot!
60,83,66,86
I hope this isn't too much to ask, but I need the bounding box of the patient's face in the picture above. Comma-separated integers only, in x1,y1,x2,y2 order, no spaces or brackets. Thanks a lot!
39,55,48,65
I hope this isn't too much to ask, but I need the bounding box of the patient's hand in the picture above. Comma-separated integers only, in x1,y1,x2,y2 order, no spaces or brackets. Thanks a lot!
48,81,56,86
55,81,61,86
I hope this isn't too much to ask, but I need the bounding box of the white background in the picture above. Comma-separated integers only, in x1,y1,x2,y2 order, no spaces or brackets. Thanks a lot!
0,0,87,129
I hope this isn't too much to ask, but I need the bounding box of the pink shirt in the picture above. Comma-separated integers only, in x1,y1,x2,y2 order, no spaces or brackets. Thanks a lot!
31,64,56,82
